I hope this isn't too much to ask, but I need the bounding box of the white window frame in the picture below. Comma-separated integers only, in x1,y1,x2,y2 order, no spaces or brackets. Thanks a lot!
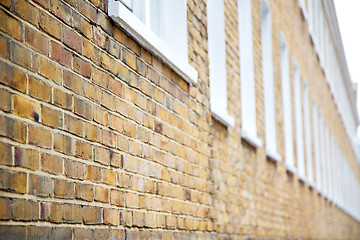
303,82,314,186
293,60,305,181
312,99,321,191
280,33,295,173
261,0,280,162
207,0,235,127
108,0,198,84
238,0,262,148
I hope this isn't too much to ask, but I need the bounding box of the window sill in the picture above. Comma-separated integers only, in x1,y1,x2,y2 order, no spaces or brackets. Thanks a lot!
285,163,297,175
241,130,262,148
266,149,282,162
297,173,307,183
108,0,198,84
211,108,235,128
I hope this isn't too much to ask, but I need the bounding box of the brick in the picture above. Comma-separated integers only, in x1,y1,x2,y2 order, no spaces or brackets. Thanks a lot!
122,48,136,70
41,105,63,128
53,133,72,155
102,129,116,148
110,151,122,168
127,38,140,56
101,168,116,186
133,211,145,227
12,199,39,221
40,202,50,221
41,153,63,174
0,169,27,193
51,41,71,67
50,0,71,24
0,8,23,40
108,113,124,134
113,27,127,45
110,189,124,207
0,198,11,220
72,11,92,39
63,204,82,223
78,0,97,23
83,81,100,102
83,206,102,224
65,159,85,180
50,202,63,223
123,210,132,227
86,165,101,183
12,0,39,25
0,226,26,239
94,146,110,165
73,55,91,78
25,26,48,55
84,123,100,142
83,39,100,64
93,106,108,126
109,76,123,97
95,186,109,203
145,212,157,228
64,113,83,137
54,179,74,199
136,58,147,77
63,69,83,94
126,192,140,208
75,183,93,201
74,228,94,240
14,147,39,170
63,26,82,53
28,174,53,197
104,208,119,226
53,88,73,110
140,47,152,64
94,229,110,240
0,141,12,166
39,11,62,39
97,10,112,34
52,227,72,240
13,95,40,122
28,124,52,149
100,52,113,72
92,66,107,88
0,62,26,93
108,38,120,58
0,0,11,8
39,56,62,84
0,35,10,59
74,139,92,160
93,26,106,49
29,76,51,102
27,226,52,240
11,41,32,70
34,0,49,9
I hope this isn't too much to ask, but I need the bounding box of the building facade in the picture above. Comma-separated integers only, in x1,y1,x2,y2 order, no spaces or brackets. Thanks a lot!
0,0,359,238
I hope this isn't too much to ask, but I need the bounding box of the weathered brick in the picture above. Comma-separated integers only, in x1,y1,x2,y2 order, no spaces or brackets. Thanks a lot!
53,133,72,155
53,88,73,110
0,87,11,111
94,146,110,165
51,41,71,67
101,129,116,148
63,204,82,223
109,76,123,97
0,62,26,93
75,183,93,201
52,227,72,240
0,35,10,59
50,0,71,24
39,12,62,39
34,0,49,9
101,168,116,186
94,229,111,240
50,202,63,223
0,169,27,193
39,56,62,84
95,186,109,203
41,105,63,128
78,0,96,23
86,165,101,183
28,124,52,149
122,48,136,70
54,178,74,199
126,192,140,208
93,26,106,49
133,211,145,227
108,38,120,58
0,141,12,166
108,113,124,134
11,41,32,70
27,226,52,239
110,189,124,207
83,206,102,224
13,95,40,122
14,147,39,170
113,26,127,45
104,208,119,226
65,159,85,180
63,26,82,53
25,26,48,55
41,153,63,175
28,174,53,197
73,55,91,78
84,123,100,143
12,199,39,221
83,81,100,102
74,139,92,160
63,69,83,94
72,11,92,39
0,198,11,220
12,0,39,25
40,202,50,221
110,151,122,168
83,39,100,64
73,228,94,240
92,65,107,88
0,8,23,40
64,114,83,137
29,76,51,102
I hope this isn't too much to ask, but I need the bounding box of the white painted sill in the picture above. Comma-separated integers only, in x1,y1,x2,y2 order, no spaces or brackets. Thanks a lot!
211,108,235,128
241,129,262,148
285,162,297,175
266,148,281,163
108,0,198,84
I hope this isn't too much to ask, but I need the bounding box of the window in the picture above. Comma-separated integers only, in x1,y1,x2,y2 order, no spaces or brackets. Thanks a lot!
319,112,326,195
261,0,280,161
303,83,314,185
312,99,322,190
239,0,262,148
280,33,295,172
293,60,305,180
108,0,198,83
207,0,235,127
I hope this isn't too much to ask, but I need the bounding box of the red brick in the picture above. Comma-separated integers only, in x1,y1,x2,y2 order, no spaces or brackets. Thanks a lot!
0,8,23,40
28,124,52,149
25,26,48,55
29,76,51,102
73,55,91,78
51,41,71,67
41,153,63,174
50,0,71,24
41,105,63,128
63,70,83,94
12,199,39,221
63,26,82,53
54,179,74,199
0,62,26,93
15,147,39,170
13,95,40,122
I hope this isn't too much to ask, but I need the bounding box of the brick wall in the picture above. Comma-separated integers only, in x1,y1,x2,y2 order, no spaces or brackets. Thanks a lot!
0,0,359,239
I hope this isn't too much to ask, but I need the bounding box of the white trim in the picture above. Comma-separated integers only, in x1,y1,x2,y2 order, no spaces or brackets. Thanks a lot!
108,0,198,84
241,129,262,149
266,148,282,163
211,109,235,128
